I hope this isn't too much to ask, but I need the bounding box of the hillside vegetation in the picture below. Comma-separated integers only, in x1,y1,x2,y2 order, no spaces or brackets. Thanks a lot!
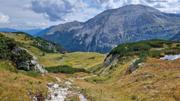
0,59,54,101
95,40,180,76
76,58,180,101
110,39,179,57
0,32,105,101
0,32,61,100
73,40,180,101
39,52,105,68
1,32,65,53
0,32,179,101
0,34,34,71
0,32,105,69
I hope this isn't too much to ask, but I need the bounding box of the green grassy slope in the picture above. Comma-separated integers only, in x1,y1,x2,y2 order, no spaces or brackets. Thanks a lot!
0,32,105,69
110,39,179,57
2,32,179,101
0,32,105,101
94,40,180,77
0,59,53,101
77,40,180,101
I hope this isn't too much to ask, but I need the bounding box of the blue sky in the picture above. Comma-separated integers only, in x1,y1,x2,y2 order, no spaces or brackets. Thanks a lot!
0,0,180,29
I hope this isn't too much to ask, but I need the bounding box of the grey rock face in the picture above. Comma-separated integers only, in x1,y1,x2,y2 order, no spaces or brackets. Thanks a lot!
171,31,180,41
12,47,47,73
40,4,180,53
103,54,119,67
31,59,47,73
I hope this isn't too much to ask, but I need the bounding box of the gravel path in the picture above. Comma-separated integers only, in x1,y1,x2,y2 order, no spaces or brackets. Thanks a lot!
45,77,87,101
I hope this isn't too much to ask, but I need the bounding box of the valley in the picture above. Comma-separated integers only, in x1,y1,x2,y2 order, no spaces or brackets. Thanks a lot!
0,3,180,101
0,32,179,101
0,32,104,101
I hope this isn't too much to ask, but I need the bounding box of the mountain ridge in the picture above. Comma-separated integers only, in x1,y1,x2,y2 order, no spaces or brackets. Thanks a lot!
39,4,180,53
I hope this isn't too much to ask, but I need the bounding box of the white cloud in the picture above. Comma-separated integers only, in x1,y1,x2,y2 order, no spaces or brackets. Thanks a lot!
30,0,90,21
0,12,10,23
0,0,180,29
94,0,180,13
30,0,180,23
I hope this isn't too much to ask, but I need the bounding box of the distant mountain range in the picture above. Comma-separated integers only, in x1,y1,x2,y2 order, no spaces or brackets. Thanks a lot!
0,28,42,36
21,29,43,35
0,28,18,32
19,5,180,52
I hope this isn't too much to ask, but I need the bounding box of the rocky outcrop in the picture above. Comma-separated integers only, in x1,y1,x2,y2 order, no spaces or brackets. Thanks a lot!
0,33,47,73
11,47,47,73
30,59,47,73
125,58,141,74
103,54,119,67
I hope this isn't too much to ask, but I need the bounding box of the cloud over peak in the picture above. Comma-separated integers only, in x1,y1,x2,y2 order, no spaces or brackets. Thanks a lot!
30,0,89,21
30,0,180,22
0,0,180,29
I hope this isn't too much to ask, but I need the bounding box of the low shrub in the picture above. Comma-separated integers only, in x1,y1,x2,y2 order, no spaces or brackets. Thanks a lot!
110,39,180,58
19,70,40,77
45,65,88,74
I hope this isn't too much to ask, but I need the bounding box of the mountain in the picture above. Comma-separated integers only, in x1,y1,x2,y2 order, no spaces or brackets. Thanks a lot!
21,28,43,36
0,28,43,36
0,28,18,32
171,31,180,41
39,4,180,53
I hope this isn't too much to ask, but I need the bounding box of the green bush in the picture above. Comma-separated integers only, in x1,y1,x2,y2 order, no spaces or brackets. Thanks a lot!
0,34,16,59
110,39,180,58
45,65,88,74
148,51,162,58
0,34,33,71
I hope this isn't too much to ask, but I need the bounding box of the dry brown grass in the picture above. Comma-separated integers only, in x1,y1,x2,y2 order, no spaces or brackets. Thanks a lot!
114,59,180,101
0,71,46,101
73,58,180,101
0,62,56,101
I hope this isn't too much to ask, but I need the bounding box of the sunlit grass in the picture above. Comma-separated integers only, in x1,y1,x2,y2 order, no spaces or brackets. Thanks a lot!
75,58,180,101
0,70,50,101
39,52,105,69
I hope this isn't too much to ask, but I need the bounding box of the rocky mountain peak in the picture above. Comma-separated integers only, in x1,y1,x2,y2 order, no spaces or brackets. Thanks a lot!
40,4,180,53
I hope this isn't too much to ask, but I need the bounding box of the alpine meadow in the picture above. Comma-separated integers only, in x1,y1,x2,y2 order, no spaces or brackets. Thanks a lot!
0,0,180,101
